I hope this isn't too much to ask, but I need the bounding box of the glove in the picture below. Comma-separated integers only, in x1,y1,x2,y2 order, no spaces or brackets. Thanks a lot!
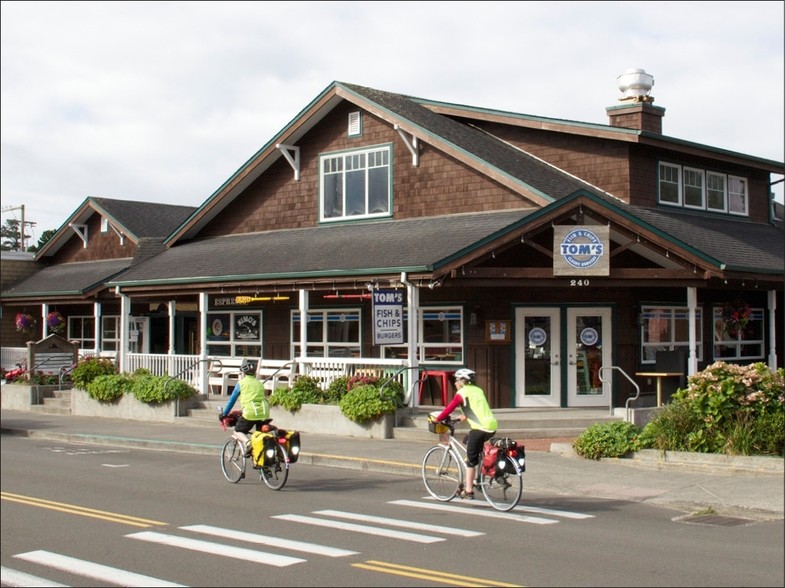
218,413,225,422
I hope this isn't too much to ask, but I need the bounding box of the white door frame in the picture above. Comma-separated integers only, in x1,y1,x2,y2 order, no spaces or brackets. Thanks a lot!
129,316,150,355
514,307,561,407
566,307,612,407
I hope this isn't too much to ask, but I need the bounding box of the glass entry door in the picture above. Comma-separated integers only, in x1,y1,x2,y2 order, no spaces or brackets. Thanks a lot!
566,307,611,407
515,308,560,407
129,317,150,354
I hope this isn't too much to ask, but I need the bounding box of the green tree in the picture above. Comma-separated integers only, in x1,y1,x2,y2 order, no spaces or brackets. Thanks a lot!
28,229,57,253
0,219,34,251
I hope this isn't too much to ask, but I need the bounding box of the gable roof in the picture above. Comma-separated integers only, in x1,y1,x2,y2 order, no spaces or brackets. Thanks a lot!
2,258,131,300
36,197,197,259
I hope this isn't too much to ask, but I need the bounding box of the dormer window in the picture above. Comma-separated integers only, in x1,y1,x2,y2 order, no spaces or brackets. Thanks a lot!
658,162,748,217
320,145,392,222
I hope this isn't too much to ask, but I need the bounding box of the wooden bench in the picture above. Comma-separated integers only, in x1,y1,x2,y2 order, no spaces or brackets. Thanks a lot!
257,359,296,392
207,358,246,396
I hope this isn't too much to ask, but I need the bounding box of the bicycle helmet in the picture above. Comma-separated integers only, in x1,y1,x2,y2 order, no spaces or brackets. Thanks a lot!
240,359,256,375
454,368,476,382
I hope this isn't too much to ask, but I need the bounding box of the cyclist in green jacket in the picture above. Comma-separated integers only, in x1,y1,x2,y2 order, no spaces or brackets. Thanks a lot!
432,367,498,500
220,359,269,456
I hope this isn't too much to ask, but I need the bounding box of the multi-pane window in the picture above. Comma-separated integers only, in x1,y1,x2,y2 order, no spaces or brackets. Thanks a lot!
658,162,747,217
206,311,262,358
381,307,464,364
683,167,705,209
713,307,764,360
292,309,361,357
101,316,120,352
640,306,703,364
320,145,391,221
68,316,96,350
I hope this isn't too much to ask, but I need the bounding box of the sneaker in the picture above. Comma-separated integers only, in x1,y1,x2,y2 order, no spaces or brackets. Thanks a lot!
462,491,475,500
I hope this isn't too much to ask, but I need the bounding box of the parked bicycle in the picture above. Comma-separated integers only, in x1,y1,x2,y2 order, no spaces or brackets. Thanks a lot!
421,415,525,512
218,409,300,490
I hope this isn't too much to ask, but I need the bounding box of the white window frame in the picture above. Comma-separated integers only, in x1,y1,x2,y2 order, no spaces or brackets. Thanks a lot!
683,167,705,209
728,175,748,216
206,311,262,358
658,162,681,206
319,144,392,222
101,315,121,352
291,308,362,358
68,315,96,350
706,171,727,212
348,111,362,137
640,306,703,364
712,307,764,361
381,306,465,365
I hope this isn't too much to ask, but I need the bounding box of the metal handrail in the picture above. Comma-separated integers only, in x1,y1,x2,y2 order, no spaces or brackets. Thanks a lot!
165,358,218,416
599,365,640,422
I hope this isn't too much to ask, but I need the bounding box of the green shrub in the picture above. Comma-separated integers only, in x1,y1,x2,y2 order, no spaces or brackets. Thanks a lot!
269,375,322,411
323,375,351,404
87,374,132,402
339,383,399,423
71,357,117,389
129,374,196,403
573,421,641,460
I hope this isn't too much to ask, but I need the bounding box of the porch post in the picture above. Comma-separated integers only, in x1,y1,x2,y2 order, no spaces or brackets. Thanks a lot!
41,303,49,337
687,287,698,376
402,273,420,408
199,292,208,393
298,289,309,370
768,290,778,370
168,300,176,376
93,302,101,357
119,292,130,373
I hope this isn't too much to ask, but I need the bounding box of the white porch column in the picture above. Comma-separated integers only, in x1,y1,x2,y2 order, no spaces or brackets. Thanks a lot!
168,300,176,356
199,292,208,393
93,302,101,357
298,289,309,370
41,303,49,337
119,292,130,373
768,290,778,370
687,287,698,376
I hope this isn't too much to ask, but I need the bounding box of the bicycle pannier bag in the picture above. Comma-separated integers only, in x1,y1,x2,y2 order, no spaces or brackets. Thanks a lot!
481,442,501,477
251,431,276,467
282,430,301,463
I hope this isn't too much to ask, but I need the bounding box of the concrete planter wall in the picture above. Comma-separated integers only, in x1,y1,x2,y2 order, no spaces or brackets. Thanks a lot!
269,404,394,439
70,388,180,423
1,384,59,410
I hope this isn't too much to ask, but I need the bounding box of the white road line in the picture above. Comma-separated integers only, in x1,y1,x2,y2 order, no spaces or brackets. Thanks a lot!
126,531,304,567
390,499,559,524
0,565,68,587
272,514,445,543
313,509,484,537
13,550,185,587
513,504,595,519
181,524,358,557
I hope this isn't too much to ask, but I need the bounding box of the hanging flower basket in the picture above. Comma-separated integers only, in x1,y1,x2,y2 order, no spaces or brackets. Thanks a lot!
721,299,751,337
46,311,65,335
15,312,35,334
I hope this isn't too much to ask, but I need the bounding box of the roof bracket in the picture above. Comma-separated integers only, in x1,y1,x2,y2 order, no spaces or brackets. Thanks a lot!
108,222,125,246
276,144,301,181
69,223,88,248
394,124,419,167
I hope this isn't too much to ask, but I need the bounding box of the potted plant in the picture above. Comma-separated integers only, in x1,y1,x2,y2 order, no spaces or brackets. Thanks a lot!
15,312,36,336
721,299,751,338
46,310,66,335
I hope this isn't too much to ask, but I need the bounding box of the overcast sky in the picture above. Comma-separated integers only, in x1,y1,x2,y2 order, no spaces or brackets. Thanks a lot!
2,1,783,242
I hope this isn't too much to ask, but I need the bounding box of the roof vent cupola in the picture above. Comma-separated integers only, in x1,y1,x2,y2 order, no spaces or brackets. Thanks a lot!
607,68,665,134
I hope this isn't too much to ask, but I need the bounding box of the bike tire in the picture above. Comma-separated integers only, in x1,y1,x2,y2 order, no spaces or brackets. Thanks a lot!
480,454,523,512
220,438,246,483
421,445,462,501
260,442,289,490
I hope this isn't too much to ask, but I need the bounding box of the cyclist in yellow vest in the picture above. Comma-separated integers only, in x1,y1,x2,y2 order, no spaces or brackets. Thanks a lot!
432,367,497,500
220,359,269,456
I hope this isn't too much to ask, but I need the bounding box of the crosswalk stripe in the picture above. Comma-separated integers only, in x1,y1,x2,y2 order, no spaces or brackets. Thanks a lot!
0,565,68,587
513,504,595,519
13,550,184,587
313,509,484,537
272,514,445,543
181,524,358,557
390,499,559,524
126,531,305,566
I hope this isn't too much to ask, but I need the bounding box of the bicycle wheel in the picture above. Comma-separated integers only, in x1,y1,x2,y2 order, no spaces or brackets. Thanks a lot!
260,442,289,490
220,438,246,483
480,454,523,512
421,445,462,501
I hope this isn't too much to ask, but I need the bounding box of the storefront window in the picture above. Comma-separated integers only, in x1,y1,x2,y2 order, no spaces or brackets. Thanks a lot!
206,311,262,357
713,307,764,360
640,306,702,364
382,307,464,364
292,309,361,357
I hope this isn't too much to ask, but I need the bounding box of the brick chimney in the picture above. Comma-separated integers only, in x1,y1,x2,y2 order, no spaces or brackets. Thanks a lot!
607,68,665,134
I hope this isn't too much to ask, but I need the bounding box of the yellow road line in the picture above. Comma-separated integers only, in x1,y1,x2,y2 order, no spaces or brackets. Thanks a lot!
1,492,168,528
353,560,523,587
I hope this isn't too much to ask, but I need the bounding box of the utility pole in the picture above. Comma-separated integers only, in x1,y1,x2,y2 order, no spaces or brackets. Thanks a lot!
1,204,36,251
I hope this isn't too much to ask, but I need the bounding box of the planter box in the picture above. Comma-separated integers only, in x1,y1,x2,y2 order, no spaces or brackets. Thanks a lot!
1,383,60,410
70,388,181,423
269,404,394,439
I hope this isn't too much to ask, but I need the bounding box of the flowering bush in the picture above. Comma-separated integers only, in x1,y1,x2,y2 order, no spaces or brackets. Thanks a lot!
15,312,35,333
721,299,751,336
46,311,65,335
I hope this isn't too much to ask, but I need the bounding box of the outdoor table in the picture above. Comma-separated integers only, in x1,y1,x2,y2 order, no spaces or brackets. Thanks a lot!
635,372,683,407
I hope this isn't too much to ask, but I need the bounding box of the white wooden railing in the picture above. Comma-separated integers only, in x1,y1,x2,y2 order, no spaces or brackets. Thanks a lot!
1,347,27,371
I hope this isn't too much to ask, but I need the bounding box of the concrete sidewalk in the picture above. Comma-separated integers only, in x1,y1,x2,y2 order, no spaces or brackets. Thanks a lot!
1,409,782,522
